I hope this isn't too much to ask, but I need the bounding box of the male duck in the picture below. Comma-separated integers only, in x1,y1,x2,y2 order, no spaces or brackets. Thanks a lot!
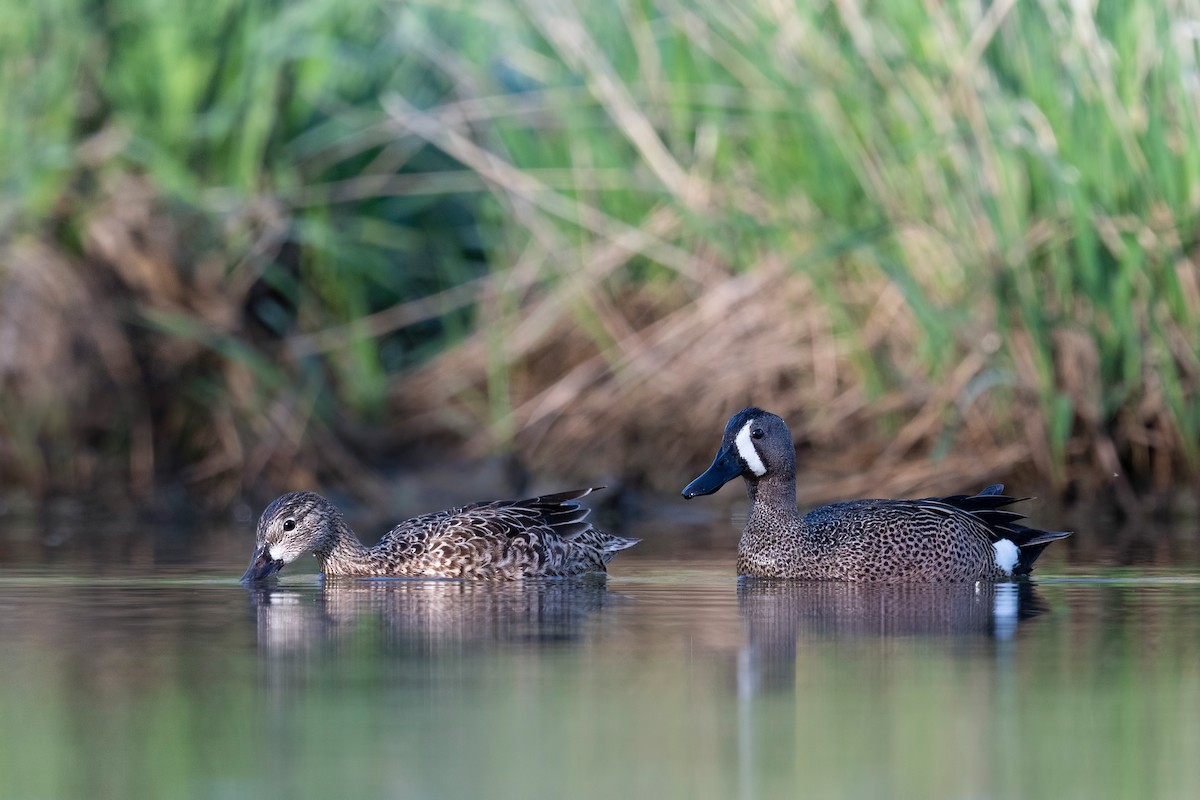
682,407,1070,581
241,488,638,582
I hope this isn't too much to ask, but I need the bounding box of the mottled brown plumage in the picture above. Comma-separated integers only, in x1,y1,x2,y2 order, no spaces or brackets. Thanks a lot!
682,408,1071,582
241,488,638,582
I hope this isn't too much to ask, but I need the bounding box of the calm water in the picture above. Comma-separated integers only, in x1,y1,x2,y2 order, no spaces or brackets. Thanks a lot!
1,508,1199,799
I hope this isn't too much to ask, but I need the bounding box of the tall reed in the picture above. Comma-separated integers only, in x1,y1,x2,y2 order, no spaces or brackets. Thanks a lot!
1,0,1197,505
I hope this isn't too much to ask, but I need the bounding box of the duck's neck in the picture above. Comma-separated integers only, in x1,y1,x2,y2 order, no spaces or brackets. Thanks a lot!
737,471,805,577
313,516,372,576
746,470,799,519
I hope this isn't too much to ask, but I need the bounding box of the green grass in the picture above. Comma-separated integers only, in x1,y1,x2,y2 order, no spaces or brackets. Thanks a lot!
1,0,1198,501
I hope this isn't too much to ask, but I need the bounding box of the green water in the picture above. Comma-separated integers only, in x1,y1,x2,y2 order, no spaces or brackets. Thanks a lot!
1,520,1198,799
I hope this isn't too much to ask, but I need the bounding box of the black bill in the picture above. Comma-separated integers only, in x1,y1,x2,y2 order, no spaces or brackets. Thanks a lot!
681,445,744,498
240,544,284,583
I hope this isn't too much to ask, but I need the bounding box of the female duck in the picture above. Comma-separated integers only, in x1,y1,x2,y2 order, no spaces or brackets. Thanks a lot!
241,488,637,582
682,408,1070,581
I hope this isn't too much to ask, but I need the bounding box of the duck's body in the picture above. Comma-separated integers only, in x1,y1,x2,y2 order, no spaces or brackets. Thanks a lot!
683,408,1070,582
241,488,638,582
735,486,1064,582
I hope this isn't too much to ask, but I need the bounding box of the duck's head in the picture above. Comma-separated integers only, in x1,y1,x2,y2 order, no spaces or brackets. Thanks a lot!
240,491,340,582
681,407,795,498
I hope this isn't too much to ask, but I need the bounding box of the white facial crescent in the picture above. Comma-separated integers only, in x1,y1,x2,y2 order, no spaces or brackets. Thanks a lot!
735,420,767,477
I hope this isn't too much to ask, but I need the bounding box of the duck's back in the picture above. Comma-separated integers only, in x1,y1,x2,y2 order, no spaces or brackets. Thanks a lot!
371,490,636,579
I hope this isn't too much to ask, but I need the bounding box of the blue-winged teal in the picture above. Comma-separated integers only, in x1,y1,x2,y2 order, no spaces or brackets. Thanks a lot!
682,407,1071,581
241,488,638,582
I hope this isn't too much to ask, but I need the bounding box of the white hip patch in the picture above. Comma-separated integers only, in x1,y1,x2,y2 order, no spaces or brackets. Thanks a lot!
735,421,767,477
992,539,1019,575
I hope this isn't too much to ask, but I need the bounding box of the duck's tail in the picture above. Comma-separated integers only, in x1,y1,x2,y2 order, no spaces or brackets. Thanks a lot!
1011,526,1073,575
516,487,641,564
599,533,641,560
939,483,1072,575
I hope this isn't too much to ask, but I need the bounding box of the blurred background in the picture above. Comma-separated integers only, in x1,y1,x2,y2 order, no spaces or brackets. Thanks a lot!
2,0,1198,517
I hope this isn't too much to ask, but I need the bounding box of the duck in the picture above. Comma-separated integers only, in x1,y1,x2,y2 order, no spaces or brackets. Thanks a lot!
240,487,638,582
681,407,1071,581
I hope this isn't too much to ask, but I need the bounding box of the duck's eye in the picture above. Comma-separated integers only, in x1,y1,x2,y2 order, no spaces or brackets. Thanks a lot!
283,519,296,532
751,428,765,440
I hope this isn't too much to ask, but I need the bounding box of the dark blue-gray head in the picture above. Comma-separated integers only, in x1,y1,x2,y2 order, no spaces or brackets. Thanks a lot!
681,408,796,498
240,491,341,583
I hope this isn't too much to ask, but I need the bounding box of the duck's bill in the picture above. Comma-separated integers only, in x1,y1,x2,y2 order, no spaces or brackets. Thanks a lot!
681,446,743,498
241,545,284,583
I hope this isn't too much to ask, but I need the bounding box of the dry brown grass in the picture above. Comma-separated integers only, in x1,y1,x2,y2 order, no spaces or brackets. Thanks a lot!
2,139,1191,514
389,256,1046,505
0,176,373,505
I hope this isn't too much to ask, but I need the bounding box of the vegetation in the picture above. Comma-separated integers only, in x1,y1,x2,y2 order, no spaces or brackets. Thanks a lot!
1,0,1198,508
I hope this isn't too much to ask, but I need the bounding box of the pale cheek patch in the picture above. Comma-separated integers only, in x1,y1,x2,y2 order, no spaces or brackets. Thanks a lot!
268,543,288,563
735,421,767,477
992,539,1019,575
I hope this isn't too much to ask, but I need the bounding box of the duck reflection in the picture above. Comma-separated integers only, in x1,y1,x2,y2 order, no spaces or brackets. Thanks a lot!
737,579,1047,694
247,578,624,656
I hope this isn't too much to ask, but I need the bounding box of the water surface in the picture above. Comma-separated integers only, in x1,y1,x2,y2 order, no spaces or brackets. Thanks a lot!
1,513,1198,799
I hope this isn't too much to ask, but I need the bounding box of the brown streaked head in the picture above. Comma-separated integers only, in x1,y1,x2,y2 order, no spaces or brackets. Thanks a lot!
240,491,340,583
